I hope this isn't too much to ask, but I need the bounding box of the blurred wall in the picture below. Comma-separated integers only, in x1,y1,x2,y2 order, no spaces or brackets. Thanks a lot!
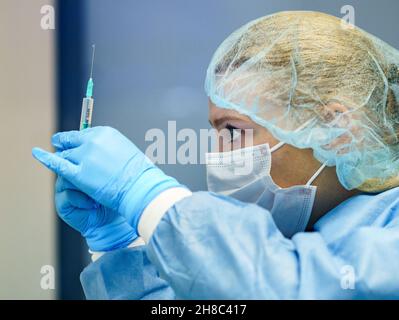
0,0,56,299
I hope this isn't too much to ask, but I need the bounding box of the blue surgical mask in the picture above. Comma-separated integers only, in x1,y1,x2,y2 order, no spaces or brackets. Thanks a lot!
205,143,326,238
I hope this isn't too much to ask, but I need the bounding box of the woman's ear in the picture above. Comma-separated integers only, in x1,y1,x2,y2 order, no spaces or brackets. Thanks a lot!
315,101,363,154
315,101,349,123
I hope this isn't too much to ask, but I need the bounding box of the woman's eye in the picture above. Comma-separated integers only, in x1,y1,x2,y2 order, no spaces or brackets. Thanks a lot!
226,124,242,142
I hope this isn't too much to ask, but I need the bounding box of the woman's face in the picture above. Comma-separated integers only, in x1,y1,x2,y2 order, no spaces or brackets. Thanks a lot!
208,99,359,228
208,99,320,188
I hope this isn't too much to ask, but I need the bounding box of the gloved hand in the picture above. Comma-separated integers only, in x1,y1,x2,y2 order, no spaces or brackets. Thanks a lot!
32,126,182,231
55,176,137,252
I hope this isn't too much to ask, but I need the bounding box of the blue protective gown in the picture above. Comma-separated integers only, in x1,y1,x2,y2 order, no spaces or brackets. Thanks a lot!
81,188,399,299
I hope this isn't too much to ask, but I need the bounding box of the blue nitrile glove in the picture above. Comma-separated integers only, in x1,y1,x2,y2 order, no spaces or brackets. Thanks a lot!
32,126,182,231
55,176,137,252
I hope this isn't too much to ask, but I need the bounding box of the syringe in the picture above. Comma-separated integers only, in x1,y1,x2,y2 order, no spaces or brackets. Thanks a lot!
80,44,96,130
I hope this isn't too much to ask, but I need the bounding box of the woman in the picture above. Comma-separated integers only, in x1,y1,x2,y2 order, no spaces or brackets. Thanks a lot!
32,11,399,299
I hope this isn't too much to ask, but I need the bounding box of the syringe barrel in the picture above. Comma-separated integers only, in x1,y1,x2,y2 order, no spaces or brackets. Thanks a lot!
80,97,94,130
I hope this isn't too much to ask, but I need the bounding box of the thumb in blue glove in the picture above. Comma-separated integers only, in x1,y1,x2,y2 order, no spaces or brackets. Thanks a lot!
55,176,137,252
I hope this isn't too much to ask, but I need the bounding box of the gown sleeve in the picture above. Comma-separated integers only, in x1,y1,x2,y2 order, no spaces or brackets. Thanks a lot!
145,191,399,299
80,245,175,300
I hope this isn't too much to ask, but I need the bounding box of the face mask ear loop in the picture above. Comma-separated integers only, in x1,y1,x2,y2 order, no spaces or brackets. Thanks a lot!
306,162,327,186
270,141,285,153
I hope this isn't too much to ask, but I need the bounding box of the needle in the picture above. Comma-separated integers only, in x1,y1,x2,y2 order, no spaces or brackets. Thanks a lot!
90,44,96,79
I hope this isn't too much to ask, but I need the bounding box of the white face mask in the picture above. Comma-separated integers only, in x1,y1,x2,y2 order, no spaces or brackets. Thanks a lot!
205,143,326,238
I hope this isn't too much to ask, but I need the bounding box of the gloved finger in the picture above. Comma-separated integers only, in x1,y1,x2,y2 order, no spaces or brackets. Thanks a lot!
32,147,79,180
56,189,97,211
55,176,78,192
55,177,99,210
51,130,85,150
55,149,80,165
